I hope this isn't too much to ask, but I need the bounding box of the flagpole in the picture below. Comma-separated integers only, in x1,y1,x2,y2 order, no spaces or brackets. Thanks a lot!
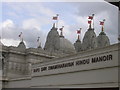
22,38,23,42
79,28,82,41
103,19,105,32
56,19,58,29
56,14,59,29
92,14,94,29
21,33,23,42
93,18,94,29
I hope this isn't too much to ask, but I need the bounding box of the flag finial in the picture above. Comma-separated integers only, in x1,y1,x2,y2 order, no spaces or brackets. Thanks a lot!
100,19,105,32
77,28,81,40
52,14,59,28
88,14,95,29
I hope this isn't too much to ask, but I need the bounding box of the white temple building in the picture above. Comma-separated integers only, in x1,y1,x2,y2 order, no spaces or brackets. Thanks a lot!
0,19,119,89
0,0,119,89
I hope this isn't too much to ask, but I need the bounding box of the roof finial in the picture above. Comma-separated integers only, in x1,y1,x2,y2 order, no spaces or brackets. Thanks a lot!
100,19,105,32
52,14,59,28
37,36,41,48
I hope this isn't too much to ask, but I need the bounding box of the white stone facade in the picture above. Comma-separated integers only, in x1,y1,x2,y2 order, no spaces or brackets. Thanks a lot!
2,43,119,88
0,21,118,89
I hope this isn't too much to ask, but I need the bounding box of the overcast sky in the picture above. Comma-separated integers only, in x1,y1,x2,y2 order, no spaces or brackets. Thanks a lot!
0,1,119,48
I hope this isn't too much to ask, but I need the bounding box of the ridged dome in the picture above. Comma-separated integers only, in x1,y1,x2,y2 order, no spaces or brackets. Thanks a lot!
44,23,60,52
59,37,76,54
82,28,97,51
97,31,110,48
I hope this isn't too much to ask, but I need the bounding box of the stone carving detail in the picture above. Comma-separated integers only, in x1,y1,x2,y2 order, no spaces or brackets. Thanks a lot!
8,61,30,74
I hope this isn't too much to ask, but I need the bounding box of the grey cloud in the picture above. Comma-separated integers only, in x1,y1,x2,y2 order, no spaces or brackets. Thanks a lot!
72,2,118,16
1,24,46,48
73,2,118,44
2,2,118,48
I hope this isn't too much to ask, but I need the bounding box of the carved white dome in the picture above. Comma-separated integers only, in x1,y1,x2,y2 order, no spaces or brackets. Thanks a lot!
44,23,60,52
82,28,97,51
97,31,110,48
74,39,82,52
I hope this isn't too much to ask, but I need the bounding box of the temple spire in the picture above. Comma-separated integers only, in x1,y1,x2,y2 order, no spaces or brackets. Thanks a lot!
74,28,82,52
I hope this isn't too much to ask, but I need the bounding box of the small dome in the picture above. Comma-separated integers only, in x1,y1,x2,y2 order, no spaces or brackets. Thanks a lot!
59,37,76,54
82,28,97,51
44,23,76,54
74,39,82,52
17,41,26,49
97,31,110,48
